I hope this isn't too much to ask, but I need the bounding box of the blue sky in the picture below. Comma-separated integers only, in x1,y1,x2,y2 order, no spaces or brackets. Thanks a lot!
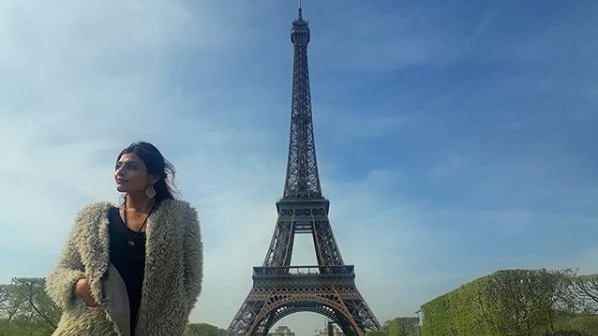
0,0,597,335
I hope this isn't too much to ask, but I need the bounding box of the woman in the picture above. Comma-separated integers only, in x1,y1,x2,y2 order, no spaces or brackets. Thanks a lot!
46,142,203,336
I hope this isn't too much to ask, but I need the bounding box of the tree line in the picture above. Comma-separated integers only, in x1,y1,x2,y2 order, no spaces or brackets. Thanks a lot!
366,317,421,336
0,278,59,336
3,270,597,336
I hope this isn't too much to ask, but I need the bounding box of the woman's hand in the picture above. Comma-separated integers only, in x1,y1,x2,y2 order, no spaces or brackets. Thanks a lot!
74,278,99,307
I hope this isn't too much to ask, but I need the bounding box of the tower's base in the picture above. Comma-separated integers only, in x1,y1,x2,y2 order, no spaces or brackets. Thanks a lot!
228,266,381,336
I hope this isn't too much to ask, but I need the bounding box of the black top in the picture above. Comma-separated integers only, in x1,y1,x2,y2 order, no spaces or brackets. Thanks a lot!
108,206,146,336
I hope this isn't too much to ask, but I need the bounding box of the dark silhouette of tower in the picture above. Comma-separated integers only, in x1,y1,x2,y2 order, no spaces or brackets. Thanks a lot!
228,4,381,336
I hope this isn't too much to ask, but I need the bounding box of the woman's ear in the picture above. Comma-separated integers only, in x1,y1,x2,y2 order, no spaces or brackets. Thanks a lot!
149,175,160,186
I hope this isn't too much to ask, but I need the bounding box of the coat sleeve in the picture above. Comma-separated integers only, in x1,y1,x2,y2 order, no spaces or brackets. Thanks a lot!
182,204,203,311
45,214,87,311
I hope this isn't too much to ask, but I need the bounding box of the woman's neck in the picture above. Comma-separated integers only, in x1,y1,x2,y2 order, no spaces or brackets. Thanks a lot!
125,192,154,212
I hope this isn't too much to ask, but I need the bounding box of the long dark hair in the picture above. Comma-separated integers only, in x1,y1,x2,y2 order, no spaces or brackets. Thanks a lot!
117,141,177,202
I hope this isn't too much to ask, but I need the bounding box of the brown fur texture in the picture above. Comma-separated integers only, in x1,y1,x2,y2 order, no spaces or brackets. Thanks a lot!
46,200,203,336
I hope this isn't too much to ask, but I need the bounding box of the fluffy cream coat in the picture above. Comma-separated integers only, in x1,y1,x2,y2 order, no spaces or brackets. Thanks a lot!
46,199,203,336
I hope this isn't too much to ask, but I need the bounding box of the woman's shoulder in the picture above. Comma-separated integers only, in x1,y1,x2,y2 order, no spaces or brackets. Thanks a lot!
160,199,195,211
74,201,114,222
63,202,114,236
159,199,199,221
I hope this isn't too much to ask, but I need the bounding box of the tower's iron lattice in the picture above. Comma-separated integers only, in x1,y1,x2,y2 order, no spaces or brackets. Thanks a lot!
228,5,381,336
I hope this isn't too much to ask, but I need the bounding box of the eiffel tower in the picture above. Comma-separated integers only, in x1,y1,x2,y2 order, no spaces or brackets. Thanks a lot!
228,3,381,336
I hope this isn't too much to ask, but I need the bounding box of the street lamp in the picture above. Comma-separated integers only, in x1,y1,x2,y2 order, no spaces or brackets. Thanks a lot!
415,310,422,336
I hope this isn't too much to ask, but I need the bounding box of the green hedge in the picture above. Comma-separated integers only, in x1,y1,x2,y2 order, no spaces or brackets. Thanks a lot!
421,269,597,336
421,275,500,336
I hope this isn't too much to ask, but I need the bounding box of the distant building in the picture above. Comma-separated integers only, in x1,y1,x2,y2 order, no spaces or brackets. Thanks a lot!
318,325,344,336
269,326,295,336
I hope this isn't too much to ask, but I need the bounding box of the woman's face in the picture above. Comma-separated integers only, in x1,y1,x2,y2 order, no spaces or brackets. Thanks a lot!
114,153,153,193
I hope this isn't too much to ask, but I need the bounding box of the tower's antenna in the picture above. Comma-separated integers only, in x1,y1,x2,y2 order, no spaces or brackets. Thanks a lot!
298,0,303,19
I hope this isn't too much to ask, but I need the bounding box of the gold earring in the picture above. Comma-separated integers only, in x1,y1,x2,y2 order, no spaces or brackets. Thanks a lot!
146,185,156,199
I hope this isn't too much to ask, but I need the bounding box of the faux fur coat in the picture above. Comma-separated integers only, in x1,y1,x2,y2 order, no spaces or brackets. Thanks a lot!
46,199,203,336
